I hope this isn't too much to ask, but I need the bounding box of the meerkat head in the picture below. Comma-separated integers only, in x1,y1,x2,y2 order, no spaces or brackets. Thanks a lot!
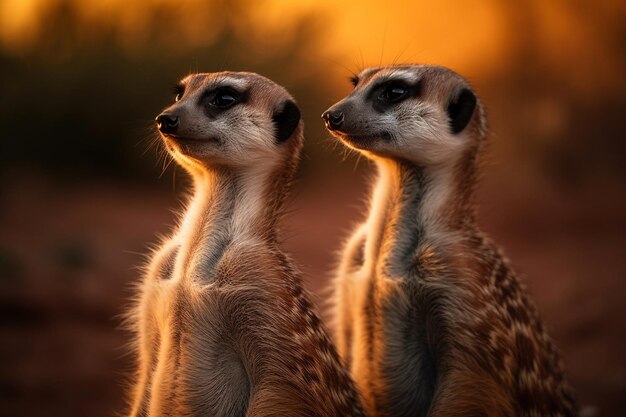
322,65,485,166
155,71,302,173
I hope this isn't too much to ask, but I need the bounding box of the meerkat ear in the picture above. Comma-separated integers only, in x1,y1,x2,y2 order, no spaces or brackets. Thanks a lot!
272,99,301,143
446,88,476,134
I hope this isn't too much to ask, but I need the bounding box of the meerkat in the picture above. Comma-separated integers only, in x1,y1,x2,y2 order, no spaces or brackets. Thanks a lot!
322,65,578,417
127,71,367,417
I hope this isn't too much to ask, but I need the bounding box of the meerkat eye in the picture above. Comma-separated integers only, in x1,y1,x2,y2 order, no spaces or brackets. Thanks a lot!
173,84,185,102
210,88,240,109
379,83,408,103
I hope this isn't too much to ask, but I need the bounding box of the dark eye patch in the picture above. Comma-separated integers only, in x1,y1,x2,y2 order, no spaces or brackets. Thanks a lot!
200,85,248,117
210,87,240,108
367,78,422,112
379,83,409,102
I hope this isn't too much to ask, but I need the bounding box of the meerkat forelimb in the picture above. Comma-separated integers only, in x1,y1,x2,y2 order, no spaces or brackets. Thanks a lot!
323,65,578,417
127,71,367,417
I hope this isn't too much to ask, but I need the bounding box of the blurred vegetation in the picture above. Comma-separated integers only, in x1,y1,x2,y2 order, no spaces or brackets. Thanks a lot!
489,0,626,186
0,0,333,183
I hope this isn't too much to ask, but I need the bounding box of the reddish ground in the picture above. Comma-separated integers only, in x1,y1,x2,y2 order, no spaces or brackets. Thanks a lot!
0,170,624,416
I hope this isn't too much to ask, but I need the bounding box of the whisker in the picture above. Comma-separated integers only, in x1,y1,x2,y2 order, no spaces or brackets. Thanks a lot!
380,24,388,66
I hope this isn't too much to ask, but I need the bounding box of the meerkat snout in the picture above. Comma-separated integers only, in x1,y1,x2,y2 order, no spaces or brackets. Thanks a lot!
321,109,344,131
155,113,179,134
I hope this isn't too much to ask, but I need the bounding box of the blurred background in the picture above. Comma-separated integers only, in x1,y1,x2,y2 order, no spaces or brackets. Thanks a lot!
0,0,625,416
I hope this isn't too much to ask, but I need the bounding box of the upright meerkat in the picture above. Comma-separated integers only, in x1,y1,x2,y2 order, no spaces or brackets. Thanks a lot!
322,65,578,417
127,71,366,417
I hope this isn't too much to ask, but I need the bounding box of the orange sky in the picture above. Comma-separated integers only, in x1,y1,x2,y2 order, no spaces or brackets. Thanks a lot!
1,0,624,95
0,0,506,71
223,0,508,77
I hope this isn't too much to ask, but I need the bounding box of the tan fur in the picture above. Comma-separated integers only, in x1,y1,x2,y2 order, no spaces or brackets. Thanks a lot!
127,72,366,417
326,65,578,417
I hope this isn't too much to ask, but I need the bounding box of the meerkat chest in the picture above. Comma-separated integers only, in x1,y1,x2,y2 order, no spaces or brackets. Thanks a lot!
152,232,261,285
348,264,440,417
182,296,251,417
144,279,251,417
143,237,272,416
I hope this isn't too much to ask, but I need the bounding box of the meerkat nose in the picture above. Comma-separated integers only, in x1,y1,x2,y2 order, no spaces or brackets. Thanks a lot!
322,109,344,130
155,113,179,134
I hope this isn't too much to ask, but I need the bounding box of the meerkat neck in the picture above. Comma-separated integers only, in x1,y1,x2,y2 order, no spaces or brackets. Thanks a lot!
364,157,476,276
174,165,286,280
189,166,285,238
